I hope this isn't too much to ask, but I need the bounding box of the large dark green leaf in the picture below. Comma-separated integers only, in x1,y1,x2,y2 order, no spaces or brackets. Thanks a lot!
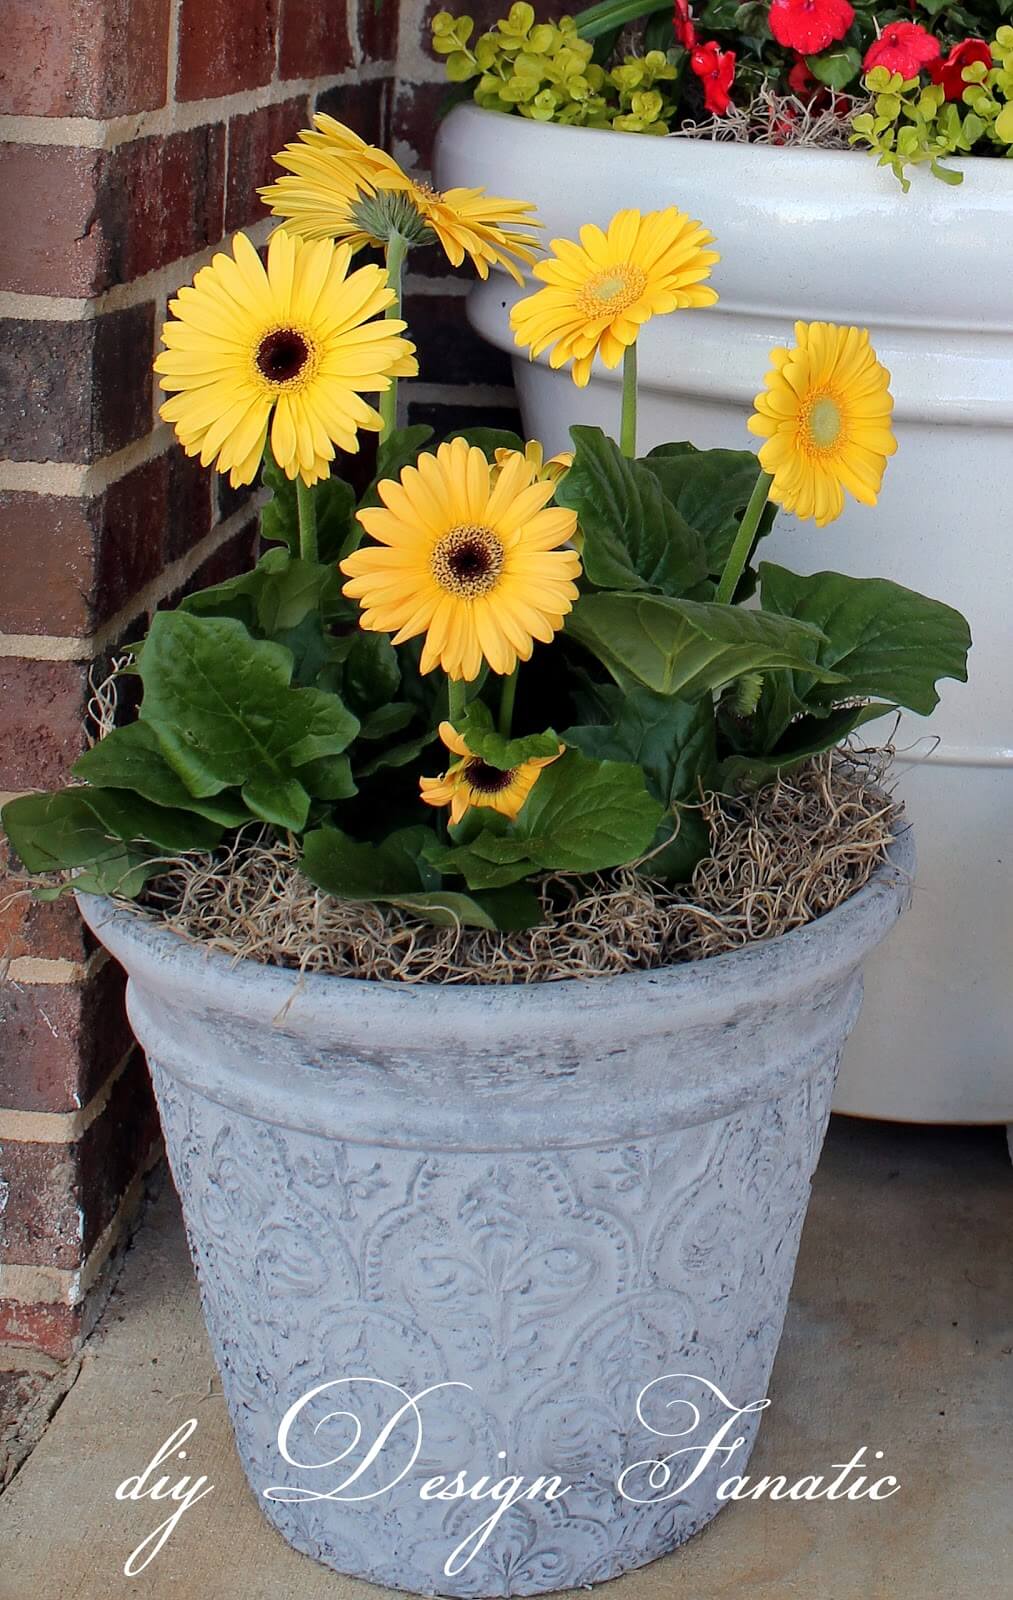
759,564,972,715
137,612,358,830
719,702,895,790
299,824,538,928
555,426,709,597
641,443,777,574
566,591,839,701
73,723,249,825
565,686,716,880
427,750,664,890
1,787,221,898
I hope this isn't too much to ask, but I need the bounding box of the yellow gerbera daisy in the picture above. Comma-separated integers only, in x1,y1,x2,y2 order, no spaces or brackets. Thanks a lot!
420,722,563,826
259,113,540,284
747,322,897,527
155,230,417,488
510,207,719,388
340,437,581,681
493,441,573,485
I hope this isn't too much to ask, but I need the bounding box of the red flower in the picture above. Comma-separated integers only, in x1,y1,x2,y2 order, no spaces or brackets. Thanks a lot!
787,53,819,97
928,37,993,99
690,41,736,114
863,21,941,77
768,0,854,54
673,0,697,50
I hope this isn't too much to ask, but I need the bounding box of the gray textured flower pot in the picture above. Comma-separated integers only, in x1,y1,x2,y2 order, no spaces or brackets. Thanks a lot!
79,826,913,1597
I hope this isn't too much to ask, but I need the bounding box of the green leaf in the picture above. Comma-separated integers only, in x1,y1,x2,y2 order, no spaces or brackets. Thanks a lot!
137,613,359,816
719,702,895,790
806,45,862,89
261,455,357,563
445,426,527,458
428,750,664,889
299,823,534,928
574,0,672,39
297,753,357,801
758,564,971,715
556,426,708,597
1,787,220,898
357,703,415,741
72,723,249,826
341,630,400,719
456,700,561,769
355,730,437,779
358,425,434,511
566,591,839,701
641,444,777,574
565,686,716,882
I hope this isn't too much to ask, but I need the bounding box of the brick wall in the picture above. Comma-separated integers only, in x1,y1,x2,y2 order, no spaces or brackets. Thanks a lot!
0,0,398,1363
0,0,538,1366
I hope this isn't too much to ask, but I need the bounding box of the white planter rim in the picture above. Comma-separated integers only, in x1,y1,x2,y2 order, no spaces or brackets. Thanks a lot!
444,100,1013,196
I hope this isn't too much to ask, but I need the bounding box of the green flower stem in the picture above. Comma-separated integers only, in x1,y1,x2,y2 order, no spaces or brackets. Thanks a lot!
379,230,410,443
447,677,468,729
295,476,318,564
620,341,638,459
715,469,774,606
498,666,519,739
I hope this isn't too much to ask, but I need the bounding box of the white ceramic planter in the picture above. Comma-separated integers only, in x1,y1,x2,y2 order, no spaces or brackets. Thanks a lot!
79,833,910,1596
434,105,1013,1126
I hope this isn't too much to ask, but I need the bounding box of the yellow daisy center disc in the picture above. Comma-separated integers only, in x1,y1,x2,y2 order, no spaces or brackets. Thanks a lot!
801,393,844,455
578,263,647,319
252,325,319,393
431,525,505,598
464,758,515,794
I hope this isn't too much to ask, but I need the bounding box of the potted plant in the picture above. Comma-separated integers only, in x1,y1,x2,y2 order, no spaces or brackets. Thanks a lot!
423,4,1013,1127
3,122,970,1594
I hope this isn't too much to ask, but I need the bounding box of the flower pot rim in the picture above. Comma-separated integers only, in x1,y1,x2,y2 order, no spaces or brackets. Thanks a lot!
443,99,1013,189
76,816,914,1016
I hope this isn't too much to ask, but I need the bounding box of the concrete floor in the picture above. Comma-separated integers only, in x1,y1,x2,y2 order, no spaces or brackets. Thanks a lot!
0,1118,1010,1600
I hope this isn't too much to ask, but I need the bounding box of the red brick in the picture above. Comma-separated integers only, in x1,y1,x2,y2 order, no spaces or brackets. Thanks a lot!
0,455,197,639
0,1049,158,1267
0,145,105,297
279,0,353,79
0,837,92,966
357,0,398,63
176,0,279,101
0,1299,84,1361
391,79,455,172
0,0,170,117
1,130,225,297
165,449,215,563
1,306,154,464
0,494,96,637
0,962,134,1114
314,80,388,148
226,97,309,234
0,659,89,793
101,127,226,286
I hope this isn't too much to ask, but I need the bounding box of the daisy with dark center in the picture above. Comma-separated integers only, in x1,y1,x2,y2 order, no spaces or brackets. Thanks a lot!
420,722,564,826
510,207,718,455
154,229,417,493
340,437,581,683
